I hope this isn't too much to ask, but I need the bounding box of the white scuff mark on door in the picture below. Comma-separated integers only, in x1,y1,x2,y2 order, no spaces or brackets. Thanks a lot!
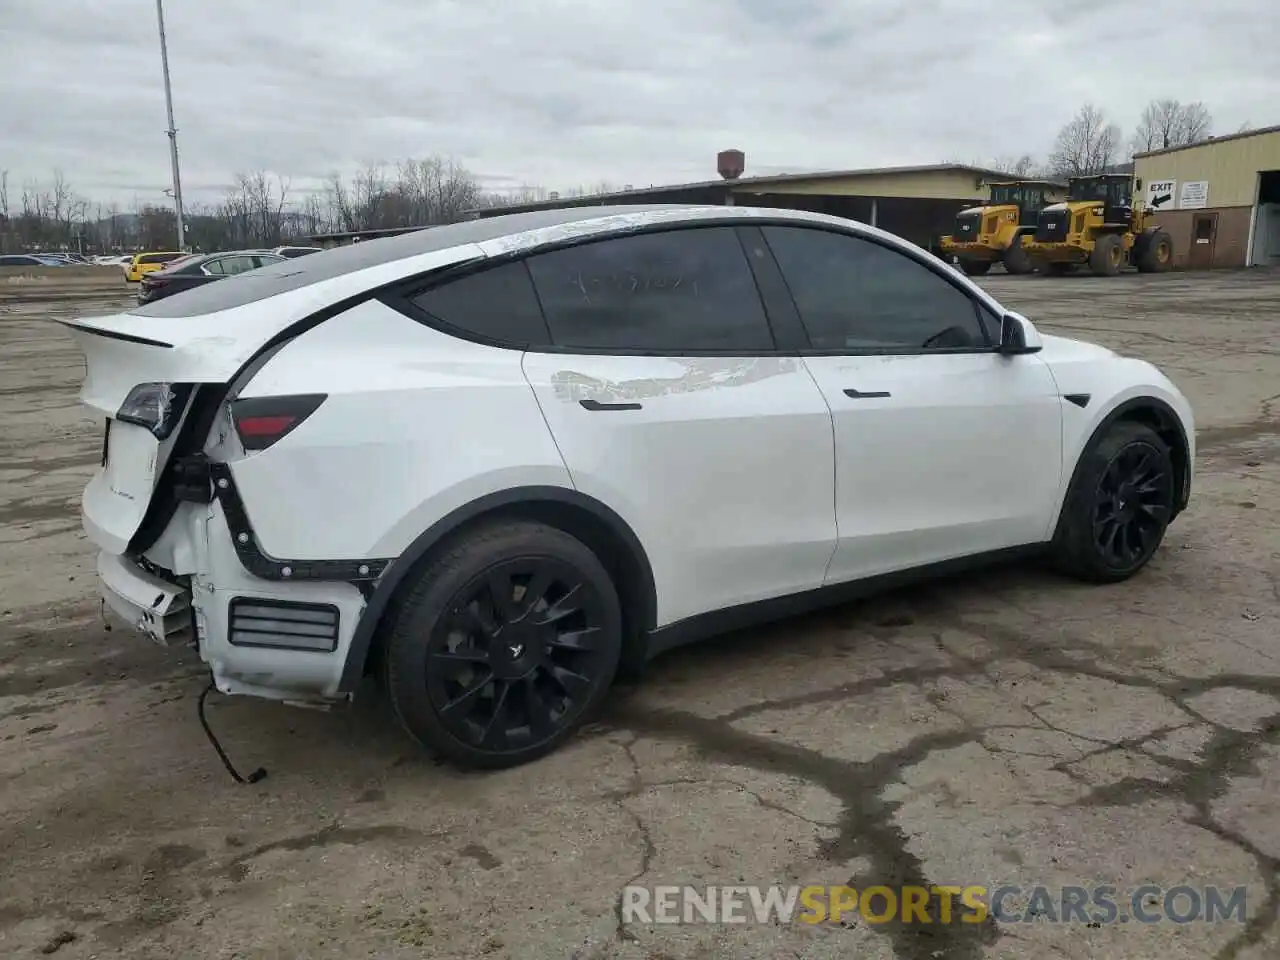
549,357,799,403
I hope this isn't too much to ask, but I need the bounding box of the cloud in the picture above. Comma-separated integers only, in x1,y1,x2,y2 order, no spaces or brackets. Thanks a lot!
1,0,1274,206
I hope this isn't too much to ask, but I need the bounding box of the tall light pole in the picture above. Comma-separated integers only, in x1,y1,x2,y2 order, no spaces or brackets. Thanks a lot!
155,0,185,249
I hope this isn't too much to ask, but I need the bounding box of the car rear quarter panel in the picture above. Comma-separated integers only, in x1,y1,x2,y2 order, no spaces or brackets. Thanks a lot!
227,298,572,560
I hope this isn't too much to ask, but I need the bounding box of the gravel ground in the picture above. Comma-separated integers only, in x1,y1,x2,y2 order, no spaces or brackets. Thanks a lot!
1,270,1277,960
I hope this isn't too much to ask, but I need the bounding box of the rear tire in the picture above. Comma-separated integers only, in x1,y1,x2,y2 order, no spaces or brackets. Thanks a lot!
1002,235,1034,275
959,259,991,276
1137,229,1174,273
384,520,623,769
1089,233,1124,276
1049,421,1175,583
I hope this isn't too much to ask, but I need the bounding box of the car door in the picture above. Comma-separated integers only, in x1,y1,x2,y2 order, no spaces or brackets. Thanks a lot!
514,225,838,628
756,223,1063,583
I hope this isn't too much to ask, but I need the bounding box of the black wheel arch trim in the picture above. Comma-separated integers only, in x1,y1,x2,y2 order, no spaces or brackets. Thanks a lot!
1058,395,1192,527
337,485,658,694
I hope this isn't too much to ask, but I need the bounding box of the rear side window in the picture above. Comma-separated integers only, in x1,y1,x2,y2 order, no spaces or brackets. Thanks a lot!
409,261,550,347
220,256,258,276
762,226,989,352
525,227,775,352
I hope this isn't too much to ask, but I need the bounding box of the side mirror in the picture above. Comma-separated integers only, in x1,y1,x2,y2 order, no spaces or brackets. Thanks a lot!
998,311,1043,355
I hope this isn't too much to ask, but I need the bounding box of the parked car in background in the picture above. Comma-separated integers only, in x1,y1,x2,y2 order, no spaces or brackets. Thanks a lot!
0,254,68,267
64,204,1195,769
272,245,323,258
125,251,186,282
137,250,286,303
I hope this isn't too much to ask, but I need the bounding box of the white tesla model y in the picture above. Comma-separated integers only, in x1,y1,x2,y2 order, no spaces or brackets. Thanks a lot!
65,205,1194,769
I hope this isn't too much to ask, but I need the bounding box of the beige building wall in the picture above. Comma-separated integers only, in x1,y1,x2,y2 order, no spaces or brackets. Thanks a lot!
732,167,989,201
1133,128,1280,268
1135,129,1280,208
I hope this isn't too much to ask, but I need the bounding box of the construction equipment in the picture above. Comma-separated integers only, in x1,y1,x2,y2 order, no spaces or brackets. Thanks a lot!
1021,174,1175,277
940,180,1065,276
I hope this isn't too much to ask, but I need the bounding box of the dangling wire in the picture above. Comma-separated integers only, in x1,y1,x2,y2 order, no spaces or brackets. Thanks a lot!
197,681,267,784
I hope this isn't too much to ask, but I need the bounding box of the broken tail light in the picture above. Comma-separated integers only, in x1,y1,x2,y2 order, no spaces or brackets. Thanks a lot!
116,382,193,440
231,394,326,451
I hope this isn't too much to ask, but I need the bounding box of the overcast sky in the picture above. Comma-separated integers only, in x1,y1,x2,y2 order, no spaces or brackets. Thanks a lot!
2,0,1276,208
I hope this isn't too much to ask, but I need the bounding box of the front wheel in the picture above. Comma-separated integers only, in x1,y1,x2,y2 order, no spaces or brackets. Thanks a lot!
1002,237,1035,275
1089,233,1124,277
1137,229,1174,273
384,520,623,769
958,258,992,276
1049,421,1176,582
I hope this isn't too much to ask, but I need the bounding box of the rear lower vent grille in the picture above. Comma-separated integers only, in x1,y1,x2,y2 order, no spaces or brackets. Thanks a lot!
228,598,339,652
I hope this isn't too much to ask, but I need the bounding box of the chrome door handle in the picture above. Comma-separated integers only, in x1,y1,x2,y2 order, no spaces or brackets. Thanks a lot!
843,388,892,399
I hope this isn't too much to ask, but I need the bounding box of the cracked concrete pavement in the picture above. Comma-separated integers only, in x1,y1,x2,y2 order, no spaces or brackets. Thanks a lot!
0,271,1277,959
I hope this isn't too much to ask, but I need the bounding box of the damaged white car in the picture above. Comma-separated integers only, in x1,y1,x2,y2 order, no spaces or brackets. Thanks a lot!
65,204,1194,770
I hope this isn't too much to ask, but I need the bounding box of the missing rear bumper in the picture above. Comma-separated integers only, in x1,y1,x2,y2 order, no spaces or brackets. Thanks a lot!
97,551,192,646
206,461,393,586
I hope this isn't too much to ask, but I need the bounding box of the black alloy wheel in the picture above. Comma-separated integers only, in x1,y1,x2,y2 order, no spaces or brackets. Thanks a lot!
1091,443,1173,569
427,558,608,751
385,521,622,768
1050,421,1176,582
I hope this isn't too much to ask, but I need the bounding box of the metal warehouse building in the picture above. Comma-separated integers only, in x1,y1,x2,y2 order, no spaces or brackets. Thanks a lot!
470,156,1012,256
1134,125,1280,269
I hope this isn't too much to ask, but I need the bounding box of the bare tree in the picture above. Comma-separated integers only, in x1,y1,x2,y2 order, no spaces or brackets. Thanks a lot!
478,185,550,208
0,154,486,251
1130,99,1212,154
956,155,1042,178
324,164,391,232
137,205,177,249
564,180,619,199
1049,104,1121,177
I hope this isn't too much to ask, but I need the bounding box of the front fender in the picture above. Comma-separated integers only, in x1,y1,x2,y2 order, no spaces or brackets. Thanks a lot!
1046,358,1194,535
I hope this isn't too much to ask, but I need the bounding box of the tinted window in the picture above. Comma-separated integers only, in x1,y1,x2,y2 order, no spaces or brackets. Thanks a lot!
221,256,257,276
140,252,182,265
0,256,39,266
131,205,679,319
410,261,550,347
202,258,227,276
762,226,989,351
526,227,773,352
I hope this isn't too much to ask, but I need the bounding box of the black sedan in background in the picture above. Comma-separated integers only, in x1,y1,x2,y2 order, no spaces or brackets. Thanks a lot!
137,250,286,303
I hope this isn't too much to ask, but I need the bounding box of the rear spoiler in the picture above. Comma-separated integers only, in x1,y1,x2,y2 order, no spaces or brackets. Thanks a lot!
58,318,173,349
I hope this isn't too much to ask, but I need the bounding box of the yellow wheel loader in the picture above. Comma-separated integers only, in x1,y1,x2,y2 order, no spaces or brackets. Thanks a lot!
939,180,1065,276
1021,174,1175,277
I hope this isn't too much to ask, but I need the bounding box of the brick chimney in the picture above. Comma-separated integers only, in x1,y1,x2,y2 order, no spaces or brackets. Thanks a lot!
717,149,745,180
